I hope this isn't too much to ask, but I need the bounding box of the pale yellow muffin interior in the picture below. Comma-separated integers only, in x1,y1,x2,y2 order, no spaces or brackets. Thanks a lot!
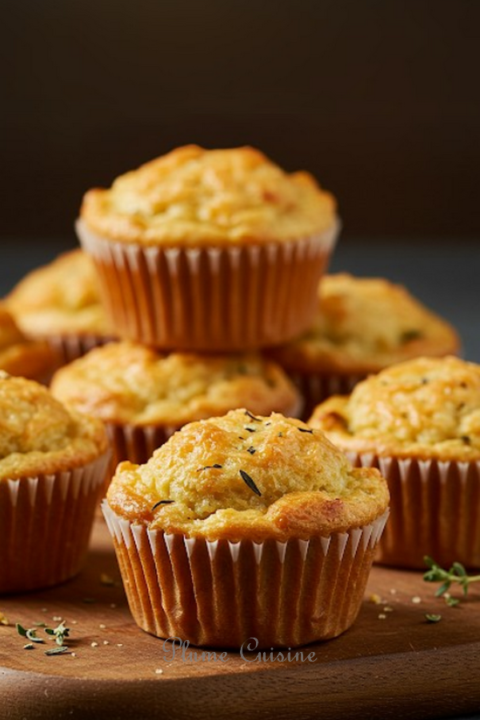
0,373,108,480
269,274,459,374
6,249,111,336
81,145,337,246
107,409,389,541
0,304,54,379
309,356,480,460
51,342,300,426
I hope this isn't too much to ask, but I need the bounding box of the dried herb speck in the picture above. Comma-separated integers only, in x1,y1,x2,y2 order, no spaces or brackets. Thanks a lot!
152,500,175,511
247,447,256,455
45,646,70,656
197,464,223,472
245,427,256,433
245,410,261,422
298,427,313,434
239,470,262,496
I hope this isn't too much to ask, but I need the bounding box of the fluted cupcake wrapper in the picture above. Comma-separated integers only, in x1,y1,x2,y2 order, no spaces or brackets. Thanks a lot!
102,502,388,649
290,371,365,420
77,220,339,352
0,452,110,593
45,333,116,366
346,452,480,569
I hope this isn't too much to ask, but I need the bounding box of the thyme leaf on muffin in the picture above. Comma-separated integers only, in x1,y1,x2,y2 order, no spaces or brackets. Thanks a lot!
197,464,223,471
298,427,313,434
239,469,262,496
423,556,480,601
247,447,256,455
244,410,262,422
245,427,256,433
152,500,175,510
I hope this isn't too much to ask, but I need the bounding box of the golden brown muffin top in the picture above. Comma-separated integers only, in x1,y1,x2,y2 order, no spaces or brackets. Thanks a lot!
309,356,480,461
0,305,55,380
6,249,111,336
0,373,108,480
269,274,459,374
80,145,337,247
51,342,300,426
107,409,389,541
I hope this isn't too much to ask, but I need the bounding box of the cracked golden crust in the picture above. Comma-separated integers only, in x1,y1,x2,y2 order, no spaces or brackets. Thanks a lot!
309,356,480,461
51,342,300,426
0,374,108,481
269,274,459,374
80,145,337,247
107,409,389,541
0,305,55,380
6,250,112,336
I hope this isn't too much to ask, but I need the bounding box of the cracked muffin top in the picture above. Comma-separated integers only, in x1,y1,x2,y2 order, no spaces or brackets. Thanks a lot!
51,342,300,426
6,250,111,336
269,274,459,374
107,408,389,541
309,356,480,461
0,373,108,480
80,145,337,247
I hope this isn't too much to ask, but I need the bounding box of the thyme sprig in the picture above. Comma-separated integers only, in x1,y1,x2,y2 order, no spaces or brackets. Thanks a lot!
423,556,480,601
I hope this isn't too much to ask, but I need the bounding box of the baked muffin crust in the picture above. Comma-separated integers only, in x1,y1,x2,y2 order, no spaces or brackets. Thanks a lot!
51,342,300,425
107,409,389,541
6,249,111,336
0,373,108,480
269,274,459,374
309,356,480,460
81,145,337,247
0,305,54,379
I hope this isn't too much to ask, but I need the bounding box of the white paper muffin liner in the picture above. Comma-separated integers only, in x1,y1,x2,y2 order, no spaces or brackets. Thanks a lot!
0,452,110,593
346,451,480,569
102,502,388,648
77,220,339,352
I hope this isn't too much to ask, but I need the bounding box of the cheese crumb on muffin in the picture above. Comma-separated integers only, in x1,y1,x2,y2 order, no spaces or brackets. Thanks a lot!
81,145,337,246
0,373,108,480
0,304,54,379
269,274,460,374
6,249,111,336
309,356,480,460
51,342,300,425
107,409,389,541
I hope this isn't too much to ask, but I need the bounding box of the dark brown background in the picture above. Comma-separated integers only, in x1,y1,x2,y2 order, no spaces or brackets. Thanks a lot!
1,0,479,241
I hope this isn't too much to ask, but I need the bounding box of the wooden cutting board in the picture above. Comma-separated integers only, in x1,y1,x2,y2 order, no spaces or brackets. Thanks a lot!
1,518,479,720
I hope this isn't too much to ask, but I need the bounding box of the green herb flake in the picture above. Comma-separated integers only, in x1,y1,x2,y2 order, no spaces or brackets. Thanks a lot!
16,623,27,638
23,643,34,650
26,629,45,644
45,646,70,656
425,614,442,623
239,469,262,497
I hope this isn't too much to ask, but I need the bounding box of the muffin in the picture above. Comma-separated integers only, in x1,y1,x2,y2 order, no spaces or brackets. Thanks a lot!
6,249,115,364
103,409,389,648
51,341,301,472
77,145,339,351
309,356,480,569
0,372,109,593
269,274,460,418
0,303,55,382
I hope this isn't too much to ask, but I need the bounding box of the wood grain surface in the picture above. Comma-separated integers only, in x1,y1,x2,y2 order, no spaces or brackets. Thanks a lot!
1,519,479,720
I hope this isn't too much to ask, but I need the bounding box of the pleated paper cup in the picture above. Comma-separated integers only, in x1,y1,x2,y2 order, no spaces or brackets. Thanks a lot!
290,371,365,420
102,502,388,649
0,452,110,594
346,451,480,569
45,332,116,366
77,220,339,352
